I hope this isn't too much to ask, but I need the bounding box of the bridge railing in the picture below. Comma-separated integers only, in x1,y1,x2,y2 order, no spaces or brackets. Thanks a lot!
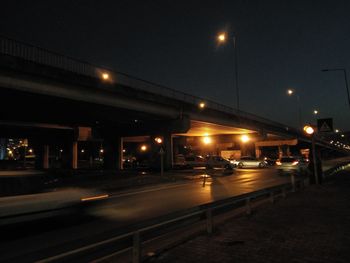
0,35,290,131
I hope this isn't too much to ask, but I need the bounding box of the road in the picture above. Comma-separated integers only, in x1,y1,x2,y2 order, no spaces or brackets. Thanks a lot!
0,167,294,262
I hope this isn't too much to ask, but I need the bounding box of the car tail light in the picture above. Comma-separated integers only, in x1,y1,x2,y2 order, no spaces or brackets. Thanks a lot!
292,161,299,165
276,161,282,165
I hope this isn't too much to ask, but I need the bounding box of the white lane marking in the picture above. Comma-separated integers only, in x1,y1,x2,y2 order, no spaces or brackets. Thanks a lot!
109,182,190,198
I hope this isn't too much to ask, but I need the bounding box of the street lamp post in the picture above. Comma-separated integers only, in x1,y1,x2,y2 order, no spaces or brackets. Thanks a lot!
287,89,302,128
218,32,239,112
322,68,350,109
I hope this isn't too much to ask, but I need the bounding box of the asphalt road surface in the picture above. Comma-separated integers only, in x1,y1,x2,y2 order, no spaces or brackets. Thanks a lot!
0,167,294,262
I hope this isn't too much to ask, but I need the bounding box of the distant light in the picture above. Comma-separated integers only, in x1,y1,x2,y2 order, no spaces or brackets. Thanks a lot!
60,149,63,153
102,73,109,80
123,149,126,153
8,150,13,154
81,149,85,153
199,102,206,109
287,89,293,95
28,149,33,153
313,110,318,115
335,129,339,133
140,145,147,151
218,33,226,42
155,137,163,144
203,136,212,145
134,119,138,123
341,134,345,138
303,125,314,135
100,149,104,153
241,134,250,143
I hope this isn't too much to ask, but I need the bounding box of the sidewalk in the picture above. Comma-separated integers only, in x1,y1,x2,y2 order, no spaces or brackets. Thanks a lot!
150,168,350,263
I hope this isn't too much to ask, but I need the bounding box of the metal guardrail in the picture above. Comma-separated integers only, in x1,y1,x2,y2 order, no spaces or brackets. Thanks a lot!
37,176,306,263
0,35,291,132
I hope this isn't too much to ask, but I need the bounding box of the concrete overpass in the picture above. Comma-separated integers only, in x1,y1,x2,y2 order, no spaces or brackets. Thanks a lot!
0,36,343,170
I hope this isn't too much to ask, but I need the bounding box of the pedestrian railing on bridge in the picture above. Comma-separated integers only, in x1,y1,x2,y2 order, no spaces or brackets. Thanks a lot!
0,35,292,133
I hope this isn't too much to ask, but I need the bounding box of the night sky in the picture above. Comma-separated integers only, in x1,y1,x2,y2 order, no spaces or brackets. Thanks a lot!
1,0,350,131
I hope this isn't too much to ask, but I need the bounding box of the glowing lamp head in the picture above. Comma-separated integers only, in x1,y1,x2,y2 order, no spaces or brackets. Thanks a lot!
155,137,163,144
303,125,315,135
240,134,250,143
202,136,212,145
287,89,293,95
140,145,147,152
218,33,226,42
102,73,109,80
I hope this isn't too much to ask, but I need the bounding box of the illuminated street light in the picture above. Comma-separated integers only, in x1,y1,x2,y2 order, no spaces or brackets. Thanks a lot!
140,145,147,152
303,125,315,135
202,136,212,145
287,88,302,128
199,102,206,109
154,137,163,144
313,110,318,115
217,33,226,42
217,31,240,111
240,134,250,143
101,72,110,80
303,125,318,184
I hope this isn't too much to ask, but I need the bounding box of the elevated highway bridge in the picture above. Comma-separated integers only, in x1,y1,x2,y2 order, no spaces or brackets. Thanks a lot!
0,36,344,170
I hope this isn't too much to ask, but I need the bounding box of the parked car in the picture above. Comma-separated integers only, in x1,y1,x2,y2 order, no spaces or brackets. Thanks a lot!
206,155,235,170
232,156,267,168
184,155,206,168
276,156,309,175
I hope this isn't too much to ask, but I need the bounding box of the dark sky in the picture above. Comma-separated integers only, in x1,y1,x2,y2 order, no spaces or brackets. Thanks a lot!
1,0,350,131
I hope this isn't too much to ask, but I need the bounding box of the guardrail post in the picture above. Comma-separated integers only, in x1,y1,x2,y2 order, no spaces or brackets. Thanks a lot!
206,208,213,235
246,198,252,215
133,231,141,263
269,192,274,204
291,174,296,192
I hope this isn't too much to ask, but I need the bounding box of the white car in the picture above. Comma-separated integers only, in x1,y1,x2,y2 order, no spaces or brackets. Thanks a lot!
276,156,309,175
232,156,267,169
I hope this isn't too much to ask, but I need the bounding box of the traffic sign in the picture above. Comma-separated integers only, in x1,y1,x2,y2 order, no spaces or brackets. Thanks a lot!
317,118,333,133
159,147,165,155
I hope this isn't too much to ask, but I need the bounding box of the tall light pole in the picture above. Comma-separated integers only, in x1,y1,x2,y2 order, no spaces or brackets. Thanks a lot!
217,32,239,112
322,68,350,109
287,89,302,129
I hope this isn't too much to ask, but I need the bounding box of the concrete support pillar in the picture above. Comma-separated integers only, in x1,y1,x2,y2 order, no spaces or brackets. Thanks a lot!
72,141,78,170
103,136,122,170
163,133,173,170
255,146,261,158
286,145,291,156
278,146,283,159
43,145,49,169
